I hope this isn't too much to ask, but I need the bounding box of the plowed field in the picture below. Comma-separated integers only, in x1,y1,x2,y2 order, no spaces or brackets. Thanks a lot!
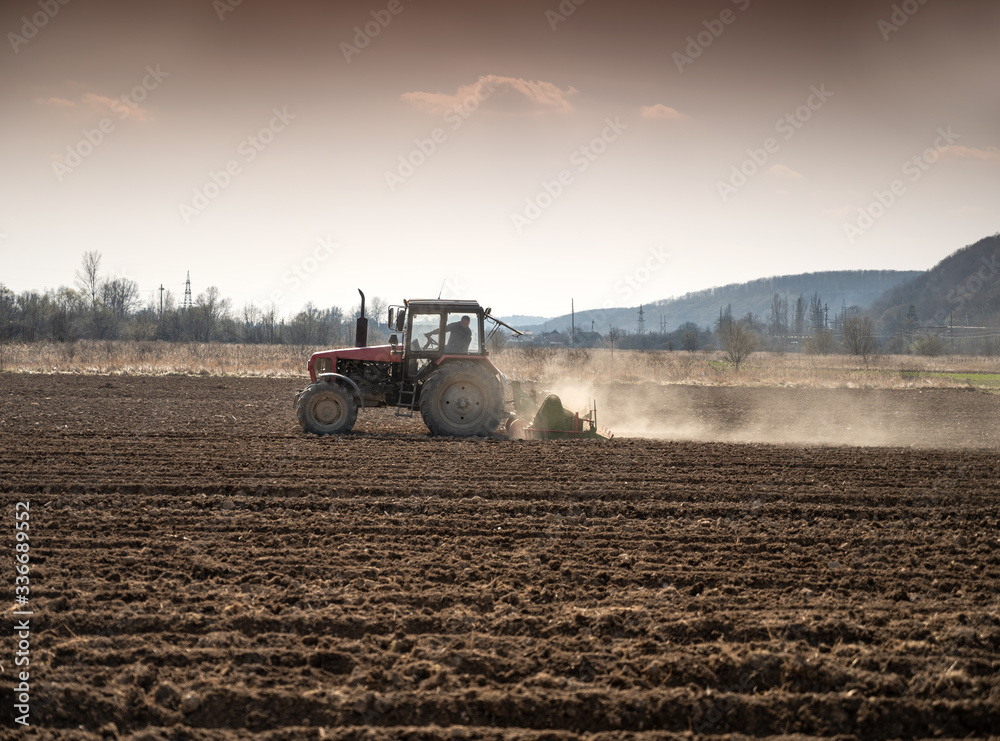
2,374,999,740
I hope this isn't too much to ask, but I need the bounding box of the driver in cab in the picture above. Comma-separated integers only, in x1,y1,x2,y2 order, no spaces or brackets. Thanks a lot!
443,315,472,353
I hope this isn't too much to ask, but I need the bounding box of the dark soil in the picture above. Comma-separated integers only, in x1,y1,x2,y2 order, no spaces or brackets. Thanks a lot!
1,374,998,740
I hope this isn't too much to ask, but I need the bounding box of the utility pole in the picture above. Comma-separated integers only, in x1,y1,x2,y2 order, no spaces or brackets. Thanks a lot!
183,272,192,310
636,304,646,334
159,284,164,316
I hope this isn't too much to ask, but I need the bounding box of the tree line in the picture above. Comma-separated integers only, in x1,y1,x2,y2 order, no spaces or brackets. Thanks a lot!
0,251,369,347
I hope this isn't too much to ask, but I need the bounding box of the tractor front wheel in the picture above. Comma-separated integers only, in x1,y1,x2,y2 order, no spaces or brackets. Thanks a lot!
296,382,358,435
420,361,503,437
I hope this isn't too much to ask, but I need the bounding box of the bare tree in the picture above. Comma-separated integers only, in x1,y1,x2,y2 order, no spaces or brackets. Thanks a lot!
805,328,835,355
719,319,759,371
262,304,279,343
50,287,83,342
679,322,700,352
487,328,510,353
793,294,806,335
0,285,14,370
101,277,140,319
288,302,325,345
606,325,621,359
241,302,263,343
322,305,345,345
188,286,231,342
914,333,945,356
716,304,734,335
768,293,788,335
841,315,879,365
127,308,159,341
74,251,103,307
368,296,389,326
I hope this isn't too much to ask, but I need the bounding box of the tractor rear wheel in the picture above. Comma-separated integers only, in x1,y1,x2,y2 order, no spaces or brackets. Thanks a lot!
420,361,503,437
296,382,358,435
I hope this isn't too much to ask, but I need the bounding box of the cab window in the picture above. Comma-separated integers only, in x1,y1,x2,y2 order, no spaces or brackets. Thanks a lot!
409,312,443,352
444,312,480,354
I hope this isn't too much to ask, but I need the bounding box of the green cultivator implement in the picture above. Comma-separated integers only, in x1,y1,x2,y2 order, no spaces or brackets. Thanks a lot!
507,384,612,440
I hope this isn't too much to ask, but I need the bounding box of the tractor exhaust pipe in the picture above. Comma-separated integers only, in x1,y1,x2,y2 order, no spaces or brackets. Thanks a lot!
355,289,368,347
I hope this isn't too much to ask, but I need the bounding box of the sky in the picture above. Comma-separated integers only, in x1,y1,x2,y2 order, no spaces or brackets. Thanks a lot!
1,0,998,320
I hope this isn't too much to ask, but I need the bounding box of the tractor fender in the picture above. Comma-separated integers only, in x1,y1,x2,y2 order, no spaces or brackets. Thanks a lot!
316,373,366,411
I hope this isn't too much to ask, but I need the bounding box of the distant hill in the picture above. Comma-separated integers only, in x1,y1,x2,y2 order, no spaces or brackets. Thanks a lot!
514,269,922,335
499,314,550,328
871,234,1000,330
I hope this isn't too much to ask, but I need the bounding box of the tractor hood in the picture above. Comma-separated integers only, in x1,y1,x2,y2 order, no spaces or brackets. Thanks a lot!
308,344,396,381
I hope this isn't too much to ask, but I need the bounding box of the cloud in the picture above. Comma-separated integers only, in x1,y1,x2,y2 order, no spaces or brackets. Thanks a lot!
82,93,153,122
768,164,803,179
402,75,577,116
35,97,76,109
36,92,152,122
640,104,684,120
939,145,1000,162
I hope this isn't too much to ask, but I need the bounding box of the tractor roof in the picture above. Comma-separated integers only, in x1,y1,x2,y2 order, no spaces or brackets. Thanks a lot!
405,299,483,312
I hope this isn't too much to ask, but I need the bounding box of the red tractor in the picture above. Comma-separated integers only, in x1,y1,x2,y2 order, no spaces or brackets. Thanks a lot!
295,291,521,437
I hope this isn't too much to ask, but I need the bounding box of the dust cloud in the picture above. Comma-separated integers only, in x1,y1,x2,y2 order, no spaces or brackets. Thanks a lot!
528,379,999,450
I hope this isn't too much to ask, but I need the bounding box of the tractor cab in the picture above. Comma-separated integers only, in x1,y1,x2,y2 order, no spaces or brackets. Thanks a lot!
390,299,485,358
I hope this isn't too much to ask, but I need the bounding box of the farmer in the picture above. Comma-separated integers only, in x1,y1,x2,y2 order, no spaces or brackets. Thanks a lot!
443,315,473,353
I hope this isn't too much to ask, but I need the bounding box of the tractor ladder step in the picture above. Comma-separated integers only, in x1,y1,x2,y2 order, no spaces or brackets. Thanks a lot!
395,381,417,417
